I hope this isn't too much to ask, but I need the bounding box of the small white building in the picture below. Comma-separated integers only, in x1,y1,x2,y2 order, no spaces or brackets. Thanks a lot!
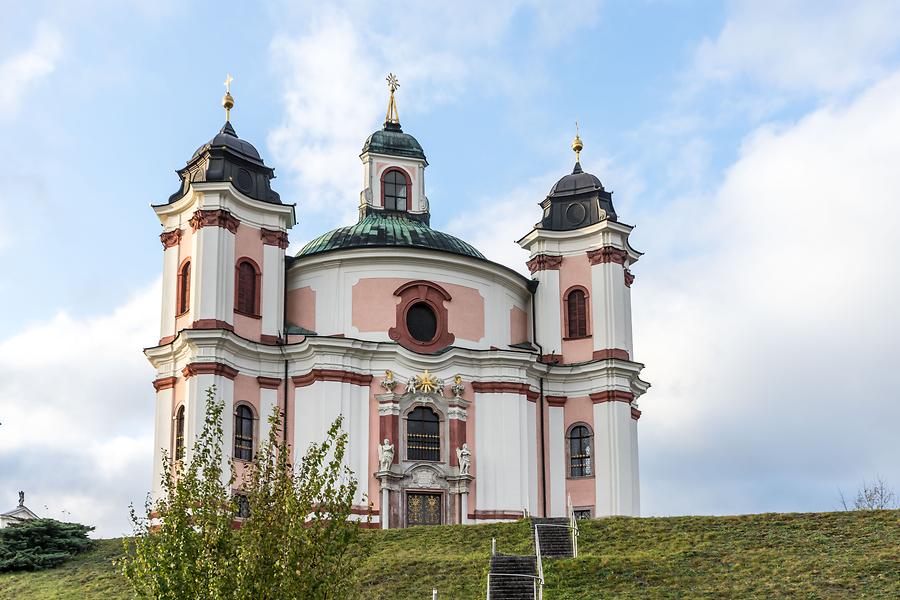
1,492,38,528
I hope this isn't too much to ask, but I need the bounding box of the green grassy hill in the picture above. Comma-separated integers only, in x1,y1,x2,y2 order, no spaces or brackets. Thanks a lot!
1,510,897,599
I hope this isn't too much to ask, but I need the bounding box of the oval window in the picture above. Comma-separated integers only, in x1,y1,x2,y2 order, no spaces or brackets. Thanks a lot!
406,302,437,342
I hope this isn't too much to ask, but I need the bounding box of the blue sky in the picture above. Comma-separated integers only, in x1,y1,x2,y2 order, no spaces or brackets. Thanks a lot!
2,0,900,536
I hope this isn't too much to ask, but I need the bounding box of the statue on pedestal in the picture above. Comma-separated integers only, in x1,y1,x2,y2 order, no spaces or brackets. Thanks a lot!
456,443,471,476
378,438,394,472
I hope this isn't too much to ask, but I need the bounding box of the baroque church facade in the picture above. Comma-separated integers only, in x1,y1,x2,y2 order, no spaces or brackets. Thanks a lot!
146,77,648,528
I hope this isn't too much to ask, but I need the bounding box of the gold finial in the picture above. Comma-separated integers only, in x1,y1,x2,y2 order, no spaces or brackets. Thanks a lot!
222,73,235,121
385,73,400,125
572,121,583,162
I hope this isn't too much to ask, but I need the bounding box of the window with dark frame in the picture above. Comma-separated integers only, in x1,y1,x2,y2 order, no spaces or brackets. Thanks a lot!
566,288,588,338
234,405,254,461
568,424,592,477
236,261,257,315
235,493,250,518
406,302,437,342
383,169,408,211
406,406,440,461
574,508,592,520
178,261,191,314
175,406,185,461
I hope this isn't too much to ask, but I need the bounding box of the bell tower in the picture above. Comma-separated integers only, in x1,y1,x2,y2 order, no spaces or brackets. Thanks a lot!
358,73,430,223
518,130,647,517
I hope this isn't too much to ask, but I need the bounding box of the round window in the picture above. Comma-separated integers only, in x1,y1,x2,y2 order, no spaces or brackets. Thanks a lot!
406,302,437,342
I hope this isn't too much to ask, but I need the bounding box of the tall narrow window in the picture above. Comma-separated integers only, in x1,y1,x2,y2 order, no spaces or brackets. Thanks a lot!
174,406,185,461
234,405,254,461
566,288,588,338
568,424,592,477
177,260,191,314
236,260,258,315
382,169,409,211
407,406,440,461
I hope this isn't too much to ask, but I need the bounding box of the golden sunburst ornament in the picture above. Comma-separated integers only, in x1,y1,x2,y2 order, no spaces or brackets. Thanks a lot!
416,369,440,393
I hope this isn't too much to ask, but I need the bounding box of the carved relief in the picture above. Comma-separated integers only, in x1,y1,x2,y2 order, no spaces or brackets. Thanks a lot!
189,209,240,233
587,246,627,265
526,253,563,273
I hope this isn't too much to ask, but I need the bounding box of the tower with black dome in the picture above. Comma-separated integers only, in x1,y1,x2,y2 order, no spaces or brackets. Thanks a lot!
518,129,645,517
145,76,648,529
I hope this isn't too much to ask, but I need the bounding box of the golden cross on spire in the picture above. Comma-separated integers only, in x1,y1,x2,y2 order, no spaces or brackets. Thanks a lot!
572,120,584,163
222,73,235,121
385,72,400,126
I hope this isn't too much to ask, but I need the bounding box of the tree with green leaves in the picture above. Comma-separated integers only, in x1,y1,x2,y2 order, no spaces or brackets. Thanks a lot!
121,386,366,600
0,518,94,572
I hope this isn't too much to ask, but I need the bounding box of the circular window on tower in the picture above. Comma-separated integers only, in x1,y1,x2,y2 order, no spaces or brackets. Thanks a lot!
406,302,438,343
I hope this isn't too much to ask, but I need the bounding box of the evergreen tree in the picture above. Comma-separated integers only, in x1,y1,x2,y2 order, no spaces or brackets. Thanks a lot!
0,518,94,572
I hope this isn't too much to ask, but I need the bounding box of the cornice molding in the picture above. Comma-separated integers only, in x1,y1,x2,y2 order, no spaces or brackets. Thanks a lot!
192,319,234,332
587,246,628,266
261,228,289,249
182,361,239,380
526,254,563,273
152,376,178,391
292,369,373,388
256,376,282,389
471,381,539,401
589,390,634,404
159,229,182,249
593,348,630,361
545,395,567,407
189,209,240,233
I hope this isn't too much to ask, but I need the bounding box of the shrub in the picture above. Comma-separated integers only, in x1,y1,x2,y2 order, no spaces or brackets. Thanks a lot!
0,518,94,572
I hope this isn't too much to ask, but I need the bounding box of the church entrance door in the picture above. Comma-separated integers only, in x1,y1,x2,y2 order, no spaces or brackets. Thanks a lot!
406,492,442,526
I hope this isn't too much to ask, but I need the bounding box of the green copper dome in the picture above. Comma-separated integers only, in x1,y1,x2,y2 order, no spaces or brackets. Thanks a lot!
297,212,485,260
361,122,427,162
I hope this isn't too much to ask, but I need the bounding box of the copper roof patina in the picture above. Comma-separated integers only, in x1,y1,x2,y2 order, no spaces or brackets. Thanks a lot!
297,212,485,260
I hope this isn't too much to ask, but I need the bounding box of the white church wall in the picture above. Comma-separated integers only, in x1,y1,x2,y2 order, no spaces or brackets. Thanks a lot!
593,399,638,517
294,380,370,506
261,243,283,337
548,405,566,517
151,386,175,502
160,244,179,340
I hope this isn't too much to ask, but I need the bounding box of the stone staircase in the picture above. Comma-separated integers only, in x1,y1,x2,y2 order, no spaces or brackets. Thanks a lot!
487,554,538,600
531,517,575,558
486,518,576,599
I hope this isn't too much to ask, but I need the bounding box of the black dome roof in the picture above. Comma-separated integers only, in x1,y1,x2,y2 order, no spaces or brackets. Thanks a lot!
537,162,617,230
361,122,427,162
192,121,263,163
168,121,281,205
548,162,604,197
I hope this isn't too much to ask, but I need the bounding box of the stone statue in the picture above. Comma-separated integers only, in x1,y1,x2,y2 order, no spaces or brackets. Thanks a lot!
451,374,465,398
18,491,24,507
405,377,417,395
378,438,394,472
456,443,471,476
381,370,397,392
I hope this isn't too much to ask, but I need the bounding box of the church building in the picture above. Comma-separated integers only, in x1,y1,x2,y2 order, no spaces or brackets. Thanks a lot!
145,75,649,528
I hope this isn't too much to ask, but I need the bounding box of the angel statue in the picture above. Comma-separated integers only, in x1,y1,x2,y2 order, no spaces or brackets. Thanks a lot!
405,376,417,395
456,443,471,476
381,370,397,392
378,438,394,472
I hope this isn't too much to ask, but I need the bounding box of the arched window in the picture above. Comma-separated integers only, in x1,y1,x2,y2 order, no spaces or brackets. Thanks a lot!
568,424,592,477
177,260,191,314
407,406,440,461
565,287,588,338
235,259,259,316
234,405,254,461
174,405,185,461
382,168,409,211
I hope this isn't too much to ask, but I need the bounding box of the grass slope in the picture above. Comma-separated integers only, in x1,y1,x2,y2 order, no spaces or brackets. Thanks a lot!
1,510,897,599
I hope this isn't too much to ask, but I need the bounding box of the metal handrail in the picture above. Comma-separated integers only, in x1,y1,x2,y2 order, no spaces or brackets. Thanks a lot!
567,494,579,558
534,523,545,600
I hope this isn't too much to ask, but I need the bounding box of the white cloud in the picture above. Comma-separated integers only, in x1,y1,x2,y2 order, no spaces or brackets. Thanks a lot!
0,22,62,118
636,70,900,515
694,0,900,94
267,1,602,223
0,281,159,537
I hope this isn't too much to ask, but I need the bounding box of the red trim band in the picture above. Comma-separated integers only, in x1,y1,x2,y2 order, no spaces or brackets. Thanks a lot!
471,510,524,520
192,319,234,331
472,381,539,401
593,348,630,361
153,376,178,391
292,369,373,388
182,362,239,380
545,395,567,407
257,376,282,389
589,390,634,404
